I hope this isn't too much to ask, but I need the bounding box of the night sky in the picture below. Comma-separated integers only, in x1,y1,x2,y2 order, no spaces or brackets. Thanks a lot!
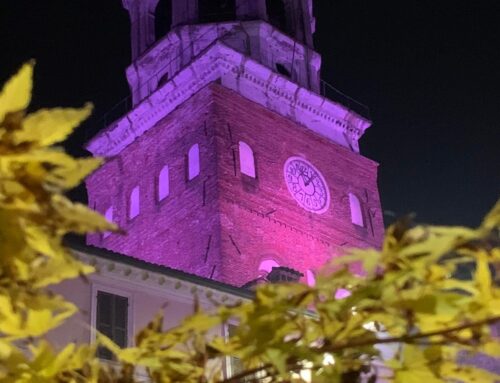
1,1,498,227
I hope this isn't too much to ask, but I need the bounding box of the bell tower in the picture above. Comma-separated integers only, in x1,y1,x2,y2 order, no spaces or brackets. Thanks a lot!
85,0,383,287
122,0,320,105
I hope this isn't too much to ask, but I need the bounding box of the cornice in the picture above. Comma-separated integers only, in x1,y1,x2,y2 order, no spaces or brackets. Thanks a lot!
72,249,247,307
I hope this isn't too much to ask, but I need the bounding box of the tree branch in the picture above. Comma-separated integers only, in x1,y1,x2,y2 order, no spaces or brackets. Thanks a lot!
218,317,500,382
325,315,500,352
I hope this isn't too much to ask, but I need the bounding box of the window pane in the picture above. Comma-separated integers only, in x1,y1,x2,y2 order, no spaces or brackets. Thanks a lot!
103,206,113,238
239,141,256,178
349,193,364,226
158,165,170,201
96,291,128,359
113,329,127,348
129,186,140,219
97,291,112,326
97,346,113,360
188,144,200,180
114,296,128,329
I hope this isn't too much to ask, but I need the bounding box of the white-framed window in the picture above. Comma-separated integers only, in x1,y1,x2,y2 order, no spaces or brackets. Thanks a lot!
349,193,364,227
90,284,133,360
238,141,256,178
224,323,244,379
188,144,200,180
103,206,113,239
129,186,140,219
158,165,170,201
224,322,265,380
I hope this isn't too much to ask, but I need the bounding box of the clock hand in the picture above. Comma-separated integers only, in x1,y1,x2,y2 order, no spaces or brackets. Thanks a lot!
304,173,317,186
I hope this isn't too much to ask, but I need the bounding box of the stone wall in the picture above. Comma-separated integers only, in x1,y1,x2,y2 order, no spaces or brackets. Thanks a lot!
87,85,223,281
87,83,383,286
211,85,383,285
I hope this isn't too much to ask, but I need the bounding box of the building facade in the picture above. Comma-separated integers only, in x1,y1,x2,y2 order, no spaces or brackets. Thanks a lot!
50,242,248,378
51,1,386,377
47,3,500,381
85,0,383,288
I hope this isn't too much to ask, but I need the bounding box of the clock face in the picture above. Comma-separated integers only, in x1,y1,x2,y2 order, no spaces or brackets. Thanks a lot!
283,157,330,213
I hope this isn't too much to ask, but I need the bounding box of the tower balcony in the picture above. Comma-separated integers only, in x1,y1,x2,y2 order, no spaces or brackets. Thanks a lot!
125,20,322,106
97,20,370,144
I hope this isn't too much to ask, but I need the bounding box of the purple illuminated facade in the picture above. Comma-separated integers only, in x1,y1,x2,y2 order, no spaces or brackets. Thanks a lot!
85,0,384,287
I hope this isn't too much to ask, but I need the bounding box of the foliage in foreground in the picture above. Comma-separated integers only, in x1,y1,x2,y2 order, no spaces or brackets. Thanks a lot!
0,63,499,383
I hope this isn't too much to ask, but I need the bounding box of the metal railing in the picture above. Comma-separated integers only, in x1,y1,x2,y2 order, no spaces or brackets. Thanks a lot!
320,80,371,120
94,26,371,134
99,77,371,132
96,24,228,130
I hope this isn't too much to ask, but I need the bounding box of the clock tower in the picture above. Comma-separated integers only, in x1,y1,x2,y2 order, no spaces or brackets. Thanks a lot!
85,0,384,287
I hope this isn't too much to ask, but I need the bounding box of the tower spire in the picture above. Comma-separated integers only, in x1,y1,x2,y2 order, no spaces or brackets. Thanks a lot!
122,0,160,60
122,0,320,105
123,0,315,62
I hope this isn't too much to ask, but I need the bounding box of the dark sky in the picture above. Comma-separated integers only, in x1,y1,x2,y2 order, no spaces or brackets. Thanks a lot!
1,1,498,227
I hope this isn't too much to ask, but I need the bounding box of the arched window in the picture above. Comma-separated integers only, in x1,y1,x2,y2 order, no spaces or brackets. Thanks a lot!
305,269,316,287
157,72,169,87
158,165,170,201
129,186,140,219
154,0,172,40
103,206,113,238
199,0,236,23
258,259,279,276
188,144,200,180
266,0,287,32
349,193,364,227
276,63,291,78
238,141,256,178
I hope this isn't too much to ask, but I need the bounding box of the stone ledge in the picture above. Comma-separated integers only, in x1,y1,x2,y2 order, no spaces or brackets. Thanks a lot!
87,42,371,157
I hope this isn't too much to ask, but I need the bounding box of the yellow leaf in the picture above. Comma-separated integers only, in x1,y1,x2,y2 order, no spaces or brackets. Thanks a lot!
32,255,94,288
1,147,76,170
395,369,443,383
0,340,13,359
484,341,500,358
475,251,492,300
23,224,62,258
480,199,500,232
46,157,103,190
441,360,500,383
96,332,124,358
0,294,76,338
13,103,93,146
50,194,119,234
0,61,33,123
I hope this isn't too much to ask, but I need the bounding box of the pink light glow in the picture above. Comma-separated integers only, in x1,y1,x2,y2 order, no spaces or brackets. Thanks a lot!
258,259,279,275
335,288,351,299
306,269,316,287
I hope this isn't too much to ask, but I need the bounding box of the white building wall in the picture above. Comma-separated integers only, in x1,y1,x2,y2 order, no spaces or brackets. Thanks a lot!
47,248,245,353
